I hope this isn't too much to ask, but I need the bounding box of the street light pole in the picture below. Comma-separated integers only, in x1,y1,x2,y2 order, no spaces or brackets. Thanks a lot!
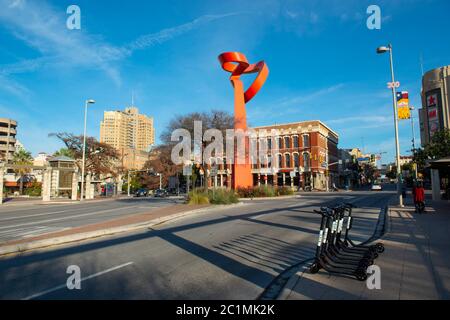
409,106,419,179
80,99,95,202
377,44,403,207
127,170,131,197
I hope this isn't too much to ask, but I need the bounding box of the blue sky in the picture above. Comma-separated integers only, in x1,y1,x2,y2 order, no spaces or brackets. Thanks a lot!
1,0,449,164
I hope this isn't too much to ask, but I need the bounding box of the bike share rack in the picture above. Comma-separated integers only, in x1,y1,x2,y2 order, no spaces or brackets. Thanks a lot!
309,203,385,281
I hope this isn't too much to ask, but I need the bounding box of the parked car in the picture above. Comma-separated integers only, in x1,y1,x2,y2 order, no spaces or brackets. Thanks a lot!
371,182,382,191
135,188,149,197
154,189,168,197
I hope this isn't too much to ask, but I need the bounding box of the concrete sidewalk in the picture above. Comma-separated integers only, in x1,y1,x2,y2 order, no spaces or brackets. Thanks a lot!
279,200,450,300
0,203,213,256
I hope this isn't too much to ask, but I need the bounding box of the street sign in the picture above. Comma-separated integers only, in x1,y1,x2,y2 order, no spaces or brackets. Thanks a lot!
387,81,400,89
210,166,218,177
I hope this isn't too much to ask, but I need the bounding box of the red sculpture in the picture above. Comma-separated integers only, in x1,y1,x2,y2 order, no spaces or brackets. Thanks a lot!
218,52,269,189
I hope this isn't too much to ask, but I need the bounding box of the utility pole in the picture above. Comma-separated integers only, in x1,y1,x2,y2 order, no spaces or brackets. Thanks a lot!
127,170,131,197
80,99,95,202
377,44,403,207
409,106,419,179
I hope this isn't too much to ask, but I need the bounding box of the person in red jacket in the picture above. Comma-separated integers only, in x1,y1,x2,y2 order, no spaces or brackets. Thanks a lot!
414,181,425,213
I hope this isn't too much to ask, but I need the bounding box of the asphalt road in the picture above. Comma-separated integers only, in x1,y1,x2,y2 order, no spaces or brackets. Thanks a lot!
0,189,395,300
0,197,182,243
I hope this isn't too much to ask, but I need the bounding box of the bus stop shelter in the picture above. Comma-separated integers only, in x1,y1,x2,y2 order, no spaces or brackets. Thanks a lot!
429,157,450,201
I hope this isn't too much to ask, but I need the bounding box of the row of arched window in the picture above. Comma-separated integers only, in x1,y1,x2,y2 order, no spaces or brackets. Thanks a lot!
252,152,311,170
252,134,310,151
207,152,311,171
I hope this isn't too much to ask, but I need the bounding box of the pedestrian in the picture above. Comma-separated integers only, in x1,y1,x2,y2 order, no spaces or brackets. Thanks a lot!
414,181,425,213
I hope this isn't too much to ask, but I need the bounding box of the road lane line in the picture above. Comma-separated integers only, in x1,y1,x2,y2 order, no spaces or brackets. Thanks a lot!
0,206,140,230
0,210,72,222
0,201,141,221
22,262,134,300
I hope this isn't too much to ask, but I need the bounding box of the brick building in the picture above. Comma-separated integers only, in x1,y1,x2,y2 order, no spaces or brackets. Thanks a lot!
207,120,339,191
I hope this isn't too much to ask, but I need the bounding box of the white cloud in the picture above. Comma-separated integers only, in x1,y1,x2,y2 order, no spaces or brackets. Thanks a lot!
8,0,24,8
0,0,242,88
326,115,392,125
125,13,241,53
0,74,31,98
278,84,345,107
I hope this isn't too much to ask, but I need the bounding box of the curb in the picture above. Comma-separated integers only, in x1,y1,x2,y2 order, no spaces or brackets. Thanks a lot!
0,204,240,257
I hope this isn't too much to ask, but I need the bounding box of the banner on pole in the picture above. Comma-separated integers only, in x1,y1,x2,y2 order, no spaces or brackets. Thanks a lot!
397,91,410,120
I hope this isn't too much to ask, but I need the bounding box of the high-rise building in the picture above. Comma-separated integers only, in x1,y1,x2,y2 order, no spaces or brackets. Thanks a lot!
100,107,155,170
419,65,450,146
0,118,17,163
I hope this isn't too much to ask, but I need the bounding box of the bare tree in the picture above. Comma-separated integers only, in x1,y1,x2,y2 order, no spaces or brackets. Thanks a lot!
141,145,181,189
49,133,120,176
160,110,234,146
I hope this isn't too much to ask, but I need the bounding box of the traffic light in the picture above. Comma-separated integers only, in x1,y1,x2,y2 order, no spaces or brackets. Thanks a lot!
352,155,357,164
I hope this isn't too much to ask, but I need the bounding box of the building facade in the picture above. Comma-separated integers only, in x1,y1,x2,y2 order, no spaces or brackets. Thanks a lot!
419,65,450,146
207,120,339,191
100,106,155,170
0,118,17,163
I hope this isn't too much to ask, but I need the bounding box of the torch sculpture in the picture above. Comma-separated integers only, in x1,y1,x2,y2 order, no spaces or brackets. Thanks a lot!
218,52,269,189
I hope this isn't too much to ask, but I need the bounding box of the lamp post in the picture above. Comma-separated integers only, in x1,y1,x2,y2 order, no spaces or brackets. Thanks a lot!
80,99,95,202
377,44,403,207
409,106,419,179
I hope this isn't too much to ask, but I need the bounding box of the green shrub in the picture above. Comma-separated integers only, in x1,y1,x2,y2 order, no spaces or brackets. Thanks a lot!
24,181,42,197
188,190,210,205
256,185,277,197
236,185,294,198
208,188,239,204
236,187,254,198
277,186,295,196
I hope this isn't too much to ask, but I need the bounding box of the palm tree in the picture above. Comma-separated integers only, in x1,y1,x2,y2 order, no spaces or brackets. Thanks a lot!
53,148,74,158
12,149,33,195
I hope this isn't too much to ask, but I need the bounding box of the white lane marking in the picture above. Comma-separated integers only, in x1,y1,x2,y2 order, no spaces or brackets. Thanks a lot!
0,206,140,230
0,201,136,222
0,210,74,222
0,210,71,222
22,262,134,300
0,226,67,240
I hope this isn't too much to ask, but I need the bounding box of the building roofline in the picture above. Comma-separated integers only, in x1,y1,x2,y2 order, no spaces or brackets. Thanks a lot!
251,120,339,138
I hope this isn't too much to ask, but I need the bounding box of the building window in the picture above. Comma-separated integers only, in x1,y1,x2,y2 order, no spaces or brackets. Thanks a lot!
251,157,257,169
267,155,272,168
277,137,283,149
303,134,310,148
284,136,291,149
293,136,299,148
294,153,300,167
267,137,272,150
278,154,283,168
303,152,311,171
285,154,291,168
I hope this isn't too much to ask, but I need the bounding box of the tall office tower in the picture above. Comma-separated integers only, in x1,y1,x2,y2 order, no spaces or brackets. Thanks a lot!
100,107,155,170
